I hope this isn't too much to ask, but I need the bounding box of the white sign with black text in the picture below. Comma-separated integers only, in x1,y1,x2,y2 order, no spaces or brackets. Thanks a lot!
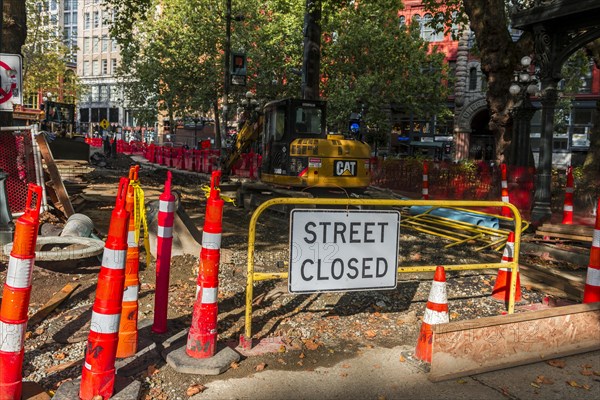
289,209,400,293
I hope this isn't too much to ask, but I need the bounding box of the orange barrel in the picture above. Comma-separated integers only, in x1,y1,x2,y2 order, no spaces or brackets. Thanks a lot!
80,178,129,400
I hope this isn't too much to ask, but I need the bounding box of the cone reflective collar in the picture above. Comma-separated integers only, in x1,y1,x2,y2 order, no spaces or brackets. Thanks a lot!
583,197,600,303
414,266,448,363
187,171,224,359
0,184,42,400
152,171,176,334
80,178,129,400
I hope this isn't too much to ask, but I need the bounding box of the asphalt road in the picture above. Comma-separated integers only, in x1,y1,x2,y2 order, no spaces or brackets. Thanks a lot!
192,346,600,400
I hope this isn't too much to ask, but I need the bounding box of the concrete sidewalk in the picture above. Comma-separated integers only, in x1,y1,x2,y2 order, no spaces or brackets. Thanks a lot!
192,346,600,400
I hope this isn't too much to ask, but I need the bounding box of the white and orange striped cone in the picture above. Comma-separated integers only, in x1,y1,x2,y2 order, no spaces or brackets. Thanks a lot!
562,166,574,225
80,178,130,400
414,266,449,363
491,232,522,303
500,163,511,217
187,171,224,358
0,184,42,400
422,160,429,200
583,197,600,303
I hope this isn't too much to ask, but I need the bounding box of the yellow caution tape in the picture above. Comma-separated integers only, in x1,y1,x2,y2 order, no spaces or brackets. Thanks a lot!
131,180,151,265
200,184,236,205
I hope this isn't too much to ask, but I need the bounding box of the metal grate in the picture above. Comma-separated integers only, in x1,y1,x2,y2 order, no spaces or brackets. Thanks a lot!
0,131,38,214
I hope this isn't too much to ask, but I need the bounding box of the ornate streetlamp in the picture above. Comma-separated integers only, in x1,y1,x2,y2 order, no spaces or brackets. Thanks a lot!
507,55,539,213
508,55,538,167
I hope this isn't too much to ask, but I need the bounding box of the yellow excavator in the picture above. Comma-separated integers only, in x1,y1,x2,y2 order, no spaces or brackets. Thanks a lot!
223,98,372,190
222,2,372,202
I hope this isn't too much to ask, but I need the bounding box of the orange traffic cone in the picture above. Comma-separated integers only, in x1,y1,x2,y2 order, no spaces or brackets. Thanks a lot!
491,232,522,303
583,197,600,303
414,266,448,363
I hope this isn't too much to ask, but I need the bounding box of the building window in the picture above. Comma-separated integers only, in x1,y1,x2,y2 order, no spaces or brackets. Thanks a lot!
102,35,108,52
110,86,120,102
93,11,100,28
431,13,445,42
579,62,594,93
92,36,99,53
91,86,100,102
64,13,70,25
111,39,118,52
92,60,100,76
111,58,118,73
399,15,406,28
468,67,478,91
23,92,39,109
83,60,91,76
65,0,72,11
100,85,109,102
84,12,90,30
102,59,108,74
83,37,90,52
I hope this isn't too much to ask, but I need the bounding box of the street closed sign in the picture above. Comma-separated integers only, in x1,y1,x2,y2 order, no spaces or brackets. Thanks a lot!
289,209,400,293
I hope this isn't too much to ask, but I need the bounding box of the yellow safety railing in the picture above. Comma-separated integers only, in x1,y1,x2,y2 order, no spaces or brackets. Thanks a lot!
242,198,522,349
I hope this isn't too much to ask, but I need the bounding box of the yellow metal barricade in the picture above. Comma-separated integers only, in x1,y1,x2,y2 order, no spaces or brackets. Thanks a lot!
241,198,523,349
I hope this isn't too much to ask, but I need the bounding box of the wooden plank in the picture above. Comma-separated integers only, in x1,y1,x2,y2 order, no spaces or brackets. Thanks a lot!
535,230,593,242
35,134,75,217
28,283,80,327
539,223,594,236
520,242,590,266
429,303,600,381
518,264,584,300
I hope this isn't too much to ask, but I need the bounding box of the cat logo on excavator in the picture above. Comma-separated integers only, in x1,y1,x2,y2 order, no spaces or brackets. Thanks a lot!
334,160,358,176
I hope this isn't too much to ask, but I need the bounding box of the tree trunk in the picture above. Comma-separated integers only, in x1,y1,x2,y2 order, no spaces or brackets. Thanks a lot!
1,0,27,127
463,0,534,166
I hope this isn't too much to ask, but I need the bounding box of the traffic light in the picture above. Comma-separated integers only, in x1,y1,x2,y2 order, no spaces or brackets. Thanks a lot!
231,52,247,76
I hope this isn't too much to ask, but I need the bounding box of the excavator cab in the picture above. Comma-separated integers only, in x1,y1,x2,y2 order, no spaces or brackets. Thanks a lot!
259,98,371,189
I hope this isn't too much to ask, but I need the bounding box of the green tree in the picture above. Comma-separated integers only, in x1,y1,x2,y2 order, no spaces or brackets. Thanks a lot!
321,0,448,148
21,0,82,104
107,0,448,152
